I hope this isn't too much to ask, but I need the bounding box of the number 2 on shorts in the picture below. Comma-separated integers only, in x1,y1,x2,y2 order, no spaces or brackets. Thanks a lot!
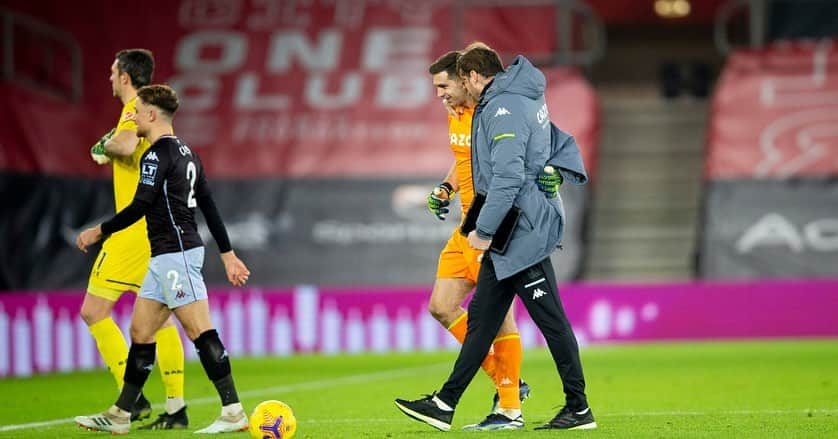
167,270,183,292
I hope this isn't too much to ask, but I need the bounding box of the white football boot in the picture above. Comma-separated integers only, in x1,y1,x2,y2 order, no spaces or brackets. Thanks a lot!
75,406,131,434
194,411,248,434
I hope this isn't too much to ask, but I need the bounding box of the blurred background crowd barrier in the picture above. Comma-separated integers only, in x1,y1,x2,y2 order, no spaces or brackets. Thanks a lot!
2,0,837,378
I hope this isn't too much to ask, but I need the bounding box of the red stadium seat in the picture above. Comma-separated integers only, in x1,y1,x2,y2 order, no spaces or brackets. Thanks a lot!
706,40,838,180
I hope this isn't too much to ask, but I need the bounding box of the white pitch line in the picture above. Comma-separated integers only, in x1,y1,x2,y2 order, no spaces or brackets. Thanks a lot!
304,408,838,424
597,408,838,417
0,362,451,433
3,363,835,433
8,406,836,432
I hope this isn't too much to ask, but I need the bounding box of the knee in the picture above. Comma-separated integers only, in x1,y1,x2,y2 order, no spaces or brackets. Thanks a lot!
176,312,213,341
79,303,109,326
428,299,456,325
129,323,156,344
184,326,202,341
180,320,209,341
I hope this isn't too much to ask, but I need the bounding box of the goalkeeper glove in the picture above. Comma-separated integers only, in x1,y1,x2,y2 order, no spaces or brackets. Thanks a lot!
537,165,563,199
90,128,115,165
427,182,454,221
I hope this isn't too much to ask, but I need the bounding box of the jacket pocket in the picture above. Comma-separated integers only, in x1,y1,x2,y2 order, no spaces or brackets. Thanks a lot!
519,209,534,231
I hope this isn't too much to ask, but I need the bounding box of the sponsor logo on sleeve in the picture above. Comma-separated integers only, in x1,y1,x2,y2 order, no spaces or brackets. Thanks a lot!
141,163,158,185
536,103,549,126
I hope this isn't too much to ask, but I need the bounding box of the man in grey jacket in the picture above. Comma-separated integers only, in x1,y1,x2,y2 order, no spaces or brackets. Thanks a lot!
395,46,595,432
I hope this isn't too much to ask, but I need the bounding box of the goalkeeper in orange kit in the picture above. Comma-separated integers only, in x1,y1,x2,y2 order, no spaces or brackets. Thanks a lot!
419,45,563,431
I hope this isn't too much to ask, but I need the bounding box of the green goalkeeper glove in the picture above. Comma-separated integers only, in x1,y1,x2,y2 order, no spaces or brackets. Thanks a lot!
427,182,454,221
537,165,563,199
90,129,115,165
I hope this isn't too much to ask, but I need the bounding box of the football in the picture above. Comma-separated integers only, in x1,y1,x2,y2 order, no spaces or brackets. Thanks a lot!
248,400,297,439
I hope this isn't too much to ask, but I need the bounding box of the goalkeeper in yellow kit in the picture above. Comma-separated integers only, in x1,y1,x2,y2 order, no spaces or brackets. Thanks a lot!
84,49,187,430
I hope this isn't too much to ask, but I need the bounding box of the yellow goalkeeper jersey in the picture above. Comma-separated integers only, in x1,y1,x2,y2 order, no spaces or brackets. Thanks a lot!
87,96,151,299
112,97,151,211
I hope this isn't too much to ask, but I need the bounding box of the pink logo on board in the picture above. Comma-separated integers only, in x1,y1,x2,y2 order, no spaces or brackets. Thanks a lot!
1,280,837,378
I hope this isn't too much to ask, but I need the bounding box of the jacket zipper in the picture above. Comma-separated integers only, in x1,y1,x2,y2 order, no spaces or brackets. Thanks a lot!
470,102,484,197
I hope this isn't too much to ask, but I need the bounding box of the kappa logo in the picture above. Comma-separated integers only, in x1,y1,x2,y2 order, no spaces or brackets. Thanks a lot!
494,107,511,117
175,289,186,299
500,376,513,385
145,151,159,162
532,288,547,300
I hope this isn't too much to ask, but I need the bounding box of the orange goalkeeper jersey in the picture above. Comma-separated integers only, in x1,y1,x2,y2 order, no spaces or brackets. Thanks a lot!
448,106,475,222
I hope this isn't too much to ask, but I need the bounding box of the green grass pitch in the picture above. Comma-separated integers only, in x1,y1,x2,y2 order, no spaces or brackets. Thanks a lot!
1,339,836,438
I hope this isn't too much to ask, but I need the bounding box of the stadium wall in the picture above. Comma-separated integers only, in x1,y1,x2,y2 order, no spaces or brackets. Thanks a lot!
2,280,837,378
699,40,838,278
0,0,599,290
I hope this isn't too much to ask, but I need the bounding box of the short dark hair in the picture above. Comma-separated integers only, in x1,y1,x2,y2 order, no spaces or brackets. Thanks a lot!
115,49,154,88
137,84,179,117
429,51,460,77
457,44,504,79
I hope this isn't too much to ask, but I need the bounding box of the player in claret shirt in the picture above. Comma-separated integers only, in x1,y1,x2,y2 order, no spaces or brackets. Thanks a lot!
74,84,251,435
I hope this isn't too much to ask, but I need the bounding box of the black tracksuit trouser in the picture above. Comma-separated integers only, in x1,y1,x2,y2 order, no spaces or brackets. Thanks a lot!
436,254,588,412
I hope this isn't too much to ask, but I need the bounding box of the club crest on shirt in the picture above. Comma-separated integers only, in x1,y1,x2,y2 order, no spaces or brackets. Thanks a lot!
141,162,157,185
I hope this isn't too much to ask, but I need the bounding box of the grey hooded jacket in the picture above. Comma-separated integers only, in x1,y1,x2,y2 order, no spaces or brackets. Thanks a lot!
472,55,588,280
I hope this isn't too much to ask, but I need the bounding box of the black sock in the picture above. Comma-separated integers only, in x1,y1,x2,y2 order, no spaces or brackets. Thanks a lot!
194,329,239,405
115,383,143,412
212,374,240,406
115,342,156,411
